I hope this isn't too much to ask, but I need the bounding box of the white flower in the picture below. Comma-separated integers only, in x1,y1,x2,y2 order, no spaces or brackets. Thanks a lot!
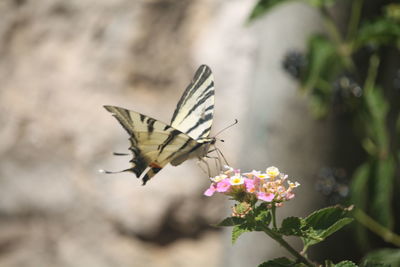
287,180,300,188
266,166,280,178
211,174,227,182
230,175,244,185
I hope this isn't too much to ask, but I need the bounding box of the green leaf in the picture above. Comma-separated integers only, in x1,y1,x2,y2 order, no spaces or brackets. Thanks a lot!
362,249,400,267
334,261,358,267
247,0,338,23
354,18,400,49
248,0,296,23
232,225,250,244
306,0,336,7
279,217,303,236
258,257,297,267
216,217,245,227
302,35,336,91
302,206,354,248
253,204,272,229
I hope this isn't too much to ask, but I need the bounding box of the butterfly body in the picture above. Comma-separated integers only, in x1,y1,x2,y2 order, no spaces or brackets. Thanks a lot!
104,65,215,185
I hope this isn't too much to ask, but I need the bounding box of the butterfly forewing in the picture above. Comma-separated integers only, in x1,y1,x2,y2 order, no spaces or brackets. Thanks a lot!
104,105,205,184
170,65,214,140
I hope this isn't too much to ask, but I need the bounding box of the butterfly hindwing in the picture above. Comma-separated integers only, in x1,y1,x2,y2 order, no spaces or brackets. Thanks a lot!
104,105,206,184
170,65,214,140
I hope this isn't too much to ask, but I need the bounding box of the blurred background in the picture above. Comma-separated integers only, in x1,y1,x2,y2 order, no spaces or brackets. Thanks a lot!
0,0,399,266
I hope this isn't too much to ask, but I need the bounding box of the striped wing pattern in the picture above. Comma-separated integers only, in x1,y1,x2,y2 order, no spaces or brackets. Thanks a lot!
170,65,214,140
104,105,205,185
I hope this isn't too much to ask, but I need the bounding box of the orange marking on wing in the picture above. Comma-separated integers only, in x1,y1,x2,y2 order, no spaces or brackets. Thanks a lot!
149,162,162,169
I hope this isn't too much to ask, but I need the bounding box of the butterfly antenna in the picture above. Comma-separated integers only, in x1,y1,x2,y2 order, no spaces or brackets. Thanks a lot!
113,152,130,156
214,119,238,137
99,168,131,174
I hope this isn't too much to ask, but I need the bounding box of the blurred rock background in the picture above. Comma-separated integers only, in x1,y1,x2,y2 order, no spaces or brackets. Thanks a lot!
0,0,330,266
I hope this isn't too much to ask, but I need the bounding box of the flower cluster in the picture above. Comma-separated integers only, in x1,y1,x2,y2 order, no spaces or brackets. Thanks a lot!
204,166,300,207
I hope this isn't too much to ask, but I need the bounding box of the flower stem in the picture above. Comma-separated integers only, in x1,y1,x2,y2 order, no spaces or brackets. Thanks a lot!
271,205,277,229
261,226,315,266
354,208,400,247
346,0,364,41
319,6,355,71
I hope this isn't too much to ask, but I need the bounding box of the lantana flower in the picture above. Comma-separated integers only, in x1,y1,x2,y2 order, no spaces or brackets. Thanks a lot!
204,166,300,210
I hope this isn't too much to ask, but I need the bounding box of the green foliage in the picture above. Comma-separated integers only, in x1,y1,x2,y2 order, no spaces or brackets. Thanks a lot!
369,157,395,228
258,257,301,267
333,261,358,267
218,203,353,262
385,4,400,22
244,0,400,265
362,249,400,267
248,0,337,23
248,0,295,22
302,35,338,90
301,206,354,249
216,216,245,227
280,217,304,236
354,19,400,49
249,0,400,255
232,225,251,244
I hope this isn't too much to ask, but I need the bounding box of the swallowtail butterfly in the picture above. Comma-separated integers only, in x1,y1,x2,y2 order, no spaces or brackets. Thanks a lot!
104,65,216,185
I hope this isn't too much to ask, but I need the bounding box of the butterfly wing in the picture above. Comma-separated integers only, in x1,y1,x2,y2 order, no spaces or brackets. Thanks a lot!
104,105,206,185
170,65,215,140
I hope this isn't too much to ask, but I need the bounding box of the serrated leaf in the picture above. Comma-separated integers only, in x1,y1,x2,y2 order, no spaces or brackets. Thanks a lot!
280,217,303,236
304,206,352,229
232,225,250,244
255,209,271,222
247,0,296,23
216,217,245,227
302,206,354,247
362,249,400,267
334,261,358,267
258,257,296,267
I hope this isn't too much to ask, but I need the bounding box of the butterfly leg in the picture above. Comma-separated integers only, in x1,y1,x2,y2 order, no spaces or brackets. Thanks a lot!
197,158,211,177
215,147,229,167
205,154,222,173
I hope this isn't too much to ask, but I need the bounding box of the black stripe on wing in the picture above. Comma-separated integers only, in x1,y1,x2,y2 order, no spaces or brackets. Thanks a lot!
185,113,213,135
181,84,214,122
170,65,212,123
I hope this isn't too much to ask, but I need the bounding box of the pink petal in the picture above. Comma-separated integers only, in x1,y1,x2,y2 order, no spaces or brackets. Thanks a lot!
204,184,216,196
257,192,275,202
244,178,256,192
216,178,231,193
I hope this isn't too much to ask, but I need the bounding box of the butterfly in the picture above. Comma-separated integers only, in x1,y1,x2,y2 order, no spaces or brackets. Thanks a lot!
104,65,216,185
